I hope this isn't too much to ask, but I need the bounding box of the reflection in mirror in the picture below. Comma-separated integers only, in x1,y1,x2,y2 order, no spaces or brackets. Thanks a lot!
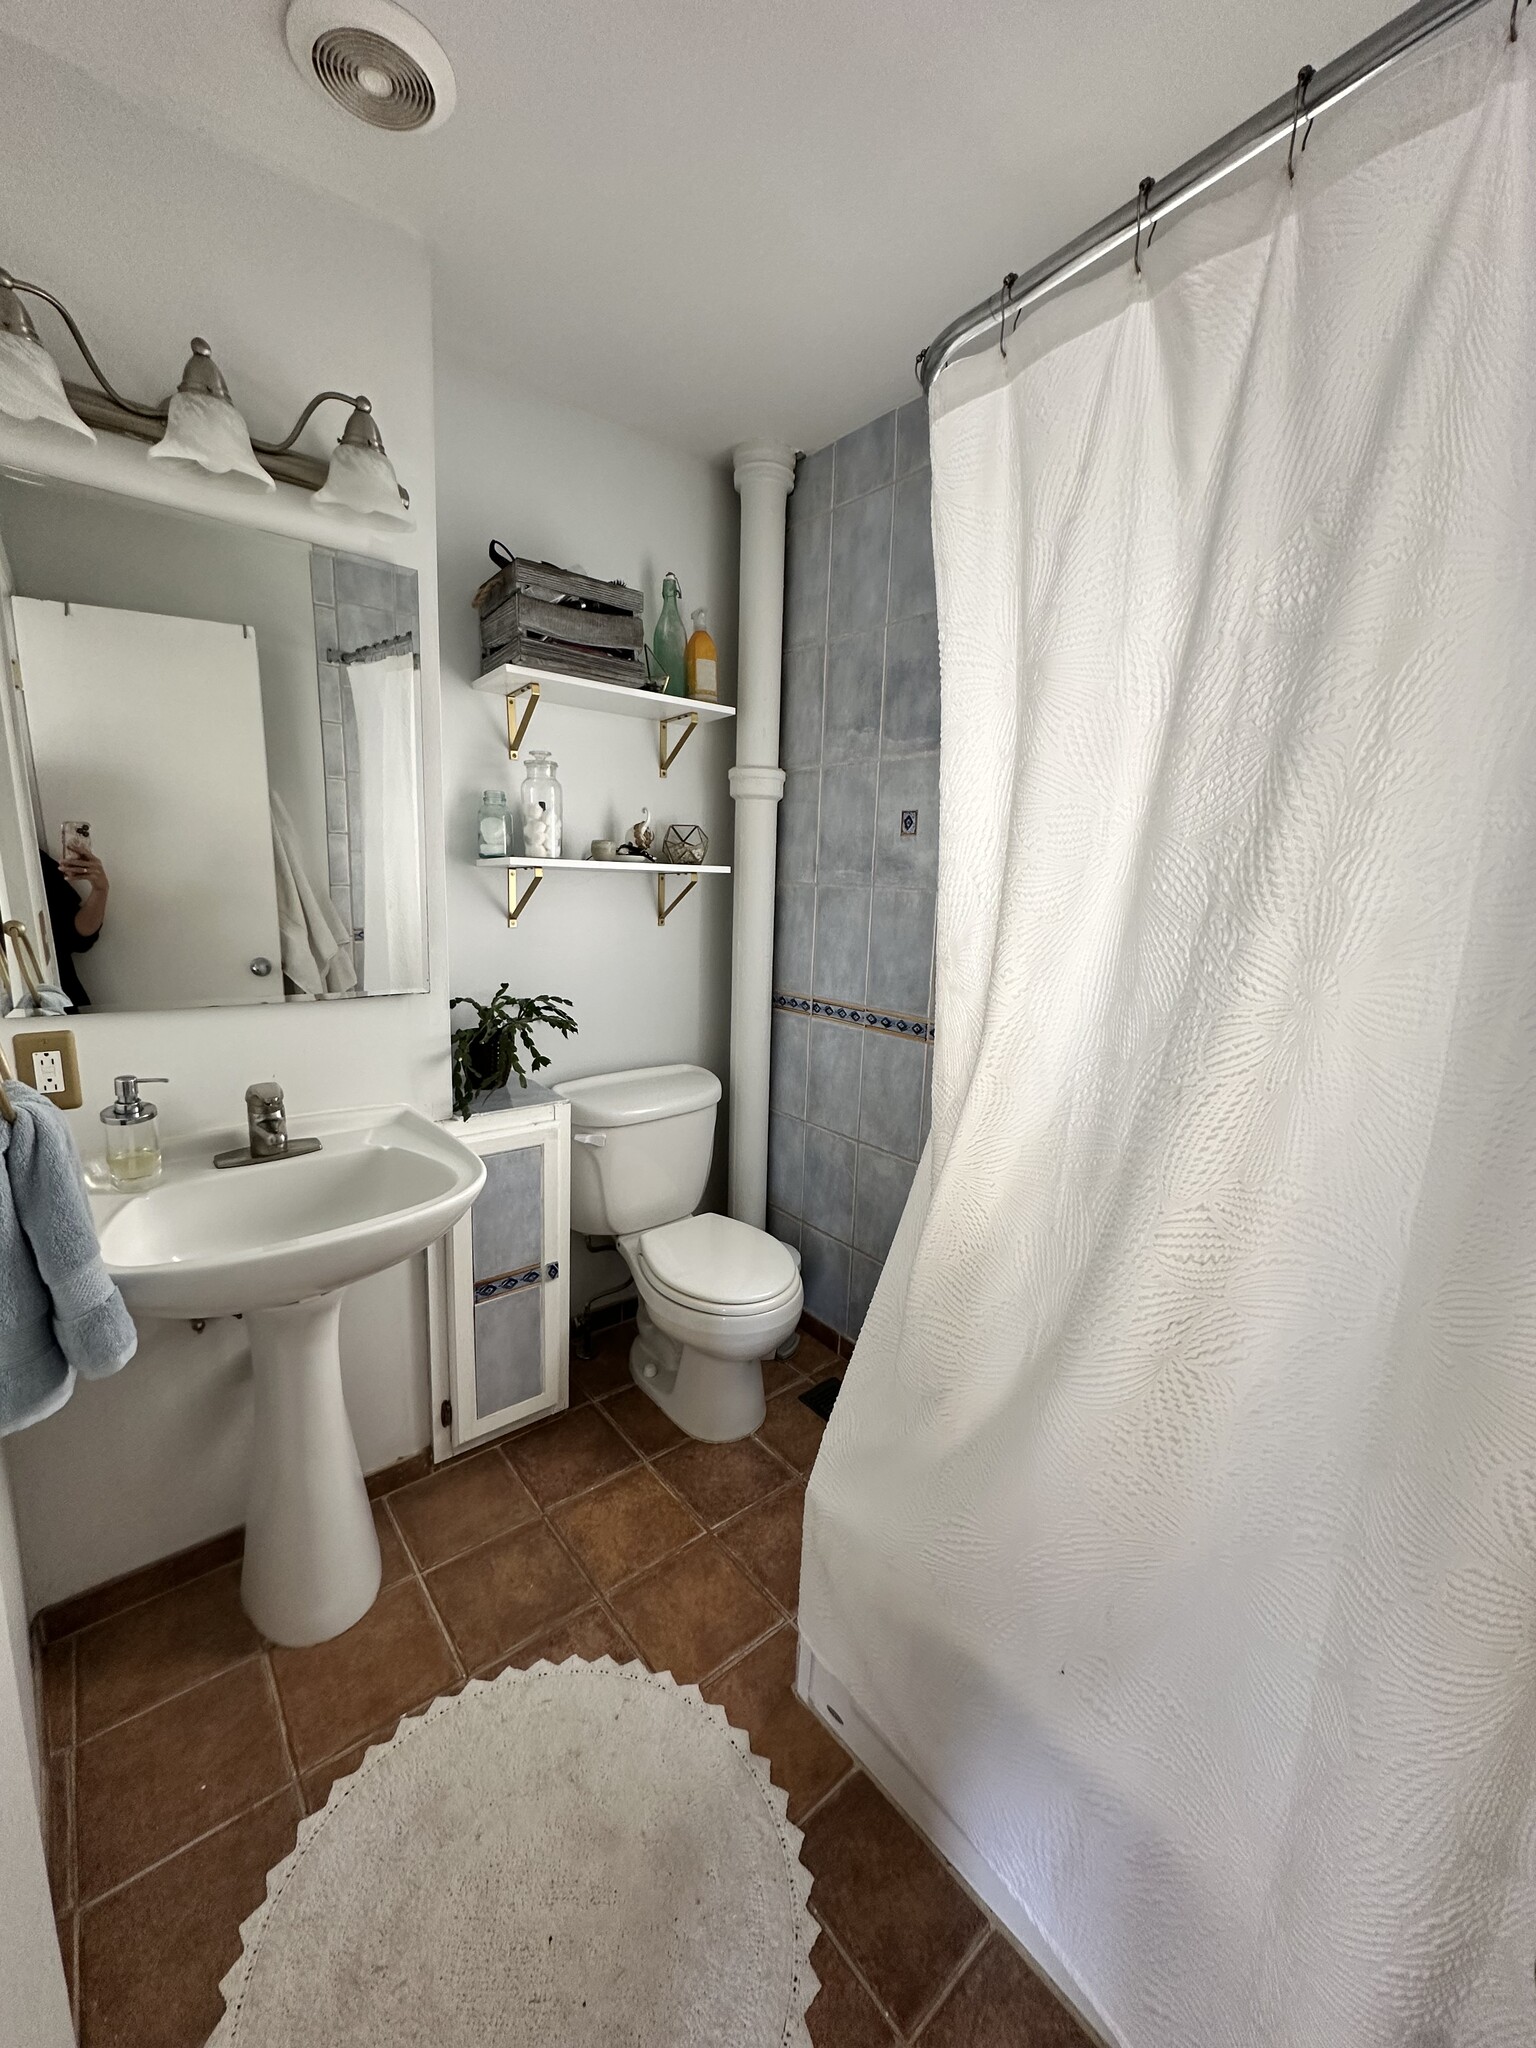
0,475,428,1012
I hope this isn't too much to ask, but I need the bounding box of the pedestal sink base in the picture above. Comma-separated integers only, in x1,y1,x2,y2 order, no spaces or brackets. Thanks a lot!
241,1292,381,1647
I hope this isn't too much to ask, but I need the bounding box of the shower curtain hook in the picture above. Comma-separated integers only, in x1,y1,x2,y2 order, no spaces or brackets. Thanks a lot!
998,272,1018,358
1133,177,1155,276
1288,65,1316,179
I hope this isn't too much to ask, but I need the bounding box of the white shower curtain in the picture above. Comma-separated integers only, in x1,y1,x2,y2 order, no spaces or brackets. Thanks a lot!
800,14,1536,2047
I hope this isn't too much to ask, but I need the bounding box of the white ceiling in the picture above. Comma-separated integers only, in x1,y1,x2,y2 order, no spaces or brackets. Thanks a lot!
4,0,1397,458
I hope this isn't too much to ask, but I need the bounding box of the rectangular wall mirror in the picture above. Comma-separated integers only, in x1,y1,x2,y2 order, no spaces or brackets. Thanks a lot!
0,474,428,1011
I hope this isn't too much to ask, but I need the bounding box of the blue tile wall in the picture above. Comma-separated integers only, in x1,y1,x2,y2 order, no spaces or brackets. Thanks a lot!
771,404,938,1341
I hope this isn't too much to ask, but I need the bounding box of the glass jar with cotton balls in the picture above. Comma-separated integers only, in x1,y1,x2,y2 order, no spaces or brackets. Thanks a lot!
519,751,563,859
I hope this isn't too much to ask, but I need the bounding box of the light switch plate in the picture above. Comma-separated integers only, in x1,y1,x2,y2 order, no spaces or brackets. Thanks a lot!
11,1028,83,1110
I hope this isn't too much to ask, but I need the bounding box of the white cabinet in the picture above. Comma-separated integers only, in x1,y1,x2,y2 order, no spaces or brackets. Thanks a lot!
429,1093,570,1457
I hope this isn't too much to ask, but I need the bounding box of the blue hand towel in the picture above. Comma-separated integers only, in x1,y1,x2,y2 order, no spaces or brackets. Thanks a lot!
0,1079,136,1435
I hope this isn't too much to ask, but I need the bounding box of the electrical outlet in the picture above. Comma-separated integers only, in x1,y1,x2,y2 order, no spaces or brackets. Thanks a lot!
12,1029,83,1111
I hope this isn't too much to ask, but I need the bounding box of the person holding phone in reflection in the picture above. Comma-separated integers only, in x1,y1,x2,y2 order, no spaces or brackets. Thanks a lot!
39,821,109,1010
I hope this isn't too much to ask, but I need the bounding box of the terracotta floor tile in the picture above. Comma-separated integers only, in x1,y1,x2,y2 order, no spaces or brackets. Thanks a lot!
702,1627,850,1822
800,1774,986,2034
270,1578,458,1771
653,1435,793,1526
601,1383,688,1457
503,1404,637,1506
570,1328,635,1402
610,1538,777,1684
756,1389,828,1474
919,1934,1093,2045
477,1602,638,1678
47,1749,72,1913
426,1518,593,1670
551,1465,702,1590
792,1330,843,1381
75,1564,260,1740
762,1357,806,1397
807,1931,899,2046
75,1659,289,1902
388,1449,539,1570
720,1482,806,1612
374,1498,410,1587
41,1636,74,1752
79,1789,300,2048
297,1710,419,1817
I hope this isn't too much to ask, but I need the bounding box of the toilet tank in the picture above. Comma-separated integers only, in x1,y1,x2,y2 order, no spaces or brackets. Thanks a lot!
553,1065,721,1237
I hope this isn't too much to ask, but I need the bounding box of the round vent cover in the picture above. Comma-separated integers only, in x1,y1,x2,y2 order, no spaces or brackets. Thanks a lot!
285,0,456,135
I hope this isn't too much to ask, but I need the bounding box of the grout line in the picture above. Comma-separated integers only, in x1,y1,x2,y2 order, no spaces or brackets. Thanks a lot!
73,1650,267,1749
388,1494,467,1683
75,1784,301,1916
790,1758,858,1832
906,1923,994,2043
805,1906,914,2042
258,1650,305,1814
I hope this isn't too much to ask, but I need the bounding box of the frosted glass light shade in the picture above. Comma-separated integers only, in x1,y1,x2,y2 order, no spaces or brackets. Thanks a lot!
315,439,413,525
0,330,95,439
148,390,274,489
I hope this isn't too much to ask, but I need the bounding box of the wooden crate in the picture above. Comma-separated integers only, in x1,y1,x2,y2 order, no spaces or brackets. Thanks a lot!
473,555,647,684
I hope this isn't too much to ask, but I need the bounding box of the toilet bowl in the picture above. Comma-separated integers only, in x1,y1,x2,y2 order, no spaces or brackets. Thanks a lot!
553,1066,804,1442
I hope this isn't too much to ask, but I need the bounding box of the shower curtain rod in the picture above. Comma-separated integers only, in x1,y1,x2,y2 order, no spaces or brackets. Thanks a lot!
917,0,1503,390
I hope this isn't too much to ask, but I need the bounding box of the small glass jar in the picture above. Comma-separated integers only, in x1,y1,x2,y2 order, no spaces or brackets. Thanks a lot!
477,788,511,859
520,751,563,859
100,1075,164,1189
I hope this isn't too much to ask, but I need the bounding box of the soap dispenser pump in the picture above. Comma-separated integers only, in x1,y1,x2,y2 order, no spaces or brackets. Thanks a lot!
100,1075,167,1189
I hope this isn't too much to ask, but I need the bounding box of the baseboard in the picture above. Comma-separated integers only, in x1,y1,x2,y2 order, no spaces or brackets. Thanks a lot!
36,1445,434,1644
796,1640,1120,2048
798,1309,854,1358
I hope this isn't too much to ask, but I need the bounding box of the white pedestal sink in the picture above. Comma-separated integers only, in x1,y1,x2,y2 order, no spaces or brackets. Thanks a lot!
91,1106,485,1647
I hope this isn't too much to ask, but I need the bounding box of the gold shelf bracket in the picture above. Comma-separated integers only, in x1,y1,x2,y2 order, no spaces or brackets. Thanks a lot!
656,873,699,927
506,867,544,927
505,681,541,760
658,709,698,778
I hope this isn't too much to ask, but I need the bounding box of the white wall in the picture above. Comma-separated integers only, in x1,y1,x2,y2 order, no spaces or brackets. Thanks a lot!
0,33,449,1610
435,356,739,1312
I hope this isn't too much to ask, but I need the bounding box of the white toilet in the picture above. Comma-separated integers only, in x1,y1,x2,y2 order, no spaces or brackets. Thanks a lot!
553,1064,803,1441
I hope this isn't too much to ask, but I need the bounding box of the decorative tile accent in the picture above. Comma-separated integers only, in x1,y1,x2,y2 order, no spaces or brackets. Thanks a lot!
471,1264,546,1304
772,991,932,1043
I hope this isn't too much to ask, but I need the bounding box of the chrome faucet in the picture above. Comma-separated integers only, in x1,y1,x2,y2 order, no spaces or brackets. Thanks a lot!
213,1080,322,1169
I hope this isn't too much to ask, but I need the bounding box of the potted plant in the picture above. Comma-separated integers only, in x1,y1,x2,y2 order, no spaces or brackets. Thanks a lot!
449,986,578,1119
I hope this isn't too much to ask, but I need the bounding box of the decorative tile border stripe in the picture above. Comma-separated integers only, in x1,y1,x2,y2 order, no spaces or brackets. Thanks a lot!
773,990,933,1043
473,1262,557,1305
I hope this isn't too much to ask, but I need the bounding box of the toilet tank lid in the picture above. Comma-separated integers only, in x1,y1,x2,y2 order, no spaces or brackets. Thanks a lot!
553,1064,721,1130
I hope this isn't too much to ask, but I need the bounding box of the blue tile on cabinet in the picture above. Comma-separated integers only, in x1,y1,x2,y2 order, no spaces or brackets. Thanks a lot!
867,888,935,1019
806,1019,864,1140
853,1148,917,1261
773,884,815,995
882,613,941,755
784,511,831,648
816,758,878,884
768,1113,806,1216
823,630,884,764
801,1226,851,1336
802,1125,856,1242
889,467,937,623
858,1032,926,1161
828,488,893,641
811,887,871,1004
770,1009,809,1121
833,412,896,504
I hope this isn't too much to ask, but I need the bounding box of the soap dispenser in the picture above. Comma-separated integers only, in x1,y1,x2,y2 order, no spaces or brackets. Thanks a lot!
100,1075,167,1188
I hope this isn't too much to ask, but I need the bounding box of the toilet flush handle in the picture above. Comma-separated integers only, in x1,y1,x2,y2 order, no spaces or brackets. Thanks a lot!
572,1131,606,1148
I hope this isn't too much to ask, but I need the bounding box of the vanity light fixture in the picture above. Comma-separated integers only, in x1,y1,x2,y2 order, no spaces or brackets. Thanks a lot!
0,264,412,519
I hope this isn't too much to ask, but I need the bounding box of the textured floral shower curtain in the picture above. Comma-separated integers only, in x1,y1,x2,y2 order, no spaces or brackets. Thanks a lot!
800,14,1536,2046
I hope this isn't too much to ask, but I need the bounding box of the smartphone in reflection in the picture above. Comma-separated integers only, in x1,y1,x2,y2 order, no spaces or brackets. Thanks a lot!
61,819,92,863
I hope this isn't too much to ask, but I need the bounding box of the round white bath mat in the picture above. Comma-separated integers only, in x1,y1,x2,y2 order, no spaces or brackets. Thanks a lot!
207,1657,818,2047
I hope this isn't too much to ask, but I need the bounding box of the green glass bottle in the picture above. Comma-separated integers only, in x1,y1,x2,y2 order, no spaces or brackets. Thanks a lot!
652,572,688,697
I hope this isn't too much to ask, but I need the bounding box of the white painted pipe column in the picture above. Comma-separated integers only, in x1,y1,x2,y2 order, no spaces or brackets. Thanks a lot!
729,441,796,1227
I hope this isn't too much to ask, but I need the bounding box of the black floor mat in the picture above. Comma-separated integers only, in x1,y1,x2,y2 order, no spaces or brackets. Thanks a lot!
799,1376,842,1422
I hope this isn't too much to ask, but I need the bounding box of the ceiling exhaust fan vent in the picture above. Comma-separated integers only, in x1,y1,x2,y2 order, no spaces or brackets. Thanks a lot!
285,0,457,135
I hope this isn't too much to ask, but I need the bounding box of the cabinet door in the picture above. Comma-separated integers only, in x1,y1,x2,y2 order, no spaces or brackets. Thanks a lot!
436,1113,569,1451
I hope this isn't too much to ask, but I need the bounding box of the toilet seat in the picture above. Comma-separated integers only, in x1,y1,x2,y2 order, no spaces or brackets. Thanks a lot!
631,1213,799,1318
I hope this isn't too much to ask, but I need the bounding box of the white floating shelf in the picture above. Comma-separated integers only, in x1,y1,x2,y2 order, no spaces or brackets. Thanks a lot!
476,856,730,928
473,661,733,773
